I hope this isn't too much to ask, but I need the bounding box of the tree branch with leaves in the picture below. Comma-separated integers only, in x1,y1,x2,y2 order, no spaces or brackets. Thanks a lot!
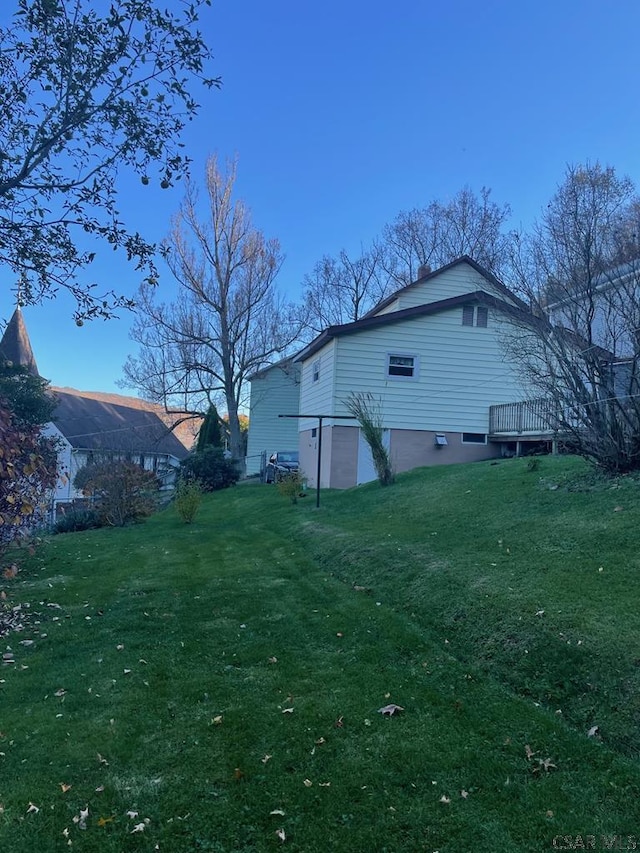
0,0,219,321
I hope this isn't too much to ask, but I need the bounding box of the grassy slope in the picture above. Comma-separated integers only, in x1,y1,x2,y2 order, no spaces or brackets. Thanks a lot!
0,456,639,852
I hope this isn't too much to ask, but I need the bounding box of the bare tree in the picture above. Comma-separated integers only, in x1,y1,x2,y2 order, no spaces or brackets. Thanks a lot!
379,186,513,287
505,162,640,473
300,246,392,336
0,0,218,321
124,156,301,466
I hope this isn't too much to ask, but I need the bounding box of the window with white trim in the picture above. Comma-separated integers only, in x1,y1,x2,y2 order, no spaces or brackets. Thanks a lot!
387,353,418,379
312,359,320,382
462,305,488,327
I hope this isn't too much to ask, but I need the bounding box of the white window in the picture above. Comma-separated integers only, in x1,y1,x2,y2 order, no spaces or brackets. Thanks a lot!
462,305,488,327
312,359,320,382
387,353,418,379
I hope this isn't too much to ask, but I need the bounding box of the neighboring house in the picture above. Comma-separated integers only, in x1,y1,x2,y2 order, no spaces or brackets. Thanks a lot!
46,390,191,509
293,256,536,488
0,308,196,514
245,358,301,476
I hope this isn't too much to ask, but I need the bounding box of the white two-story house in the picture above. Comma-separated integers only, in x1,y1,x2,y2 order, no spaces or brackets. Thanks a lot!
293,256,534,488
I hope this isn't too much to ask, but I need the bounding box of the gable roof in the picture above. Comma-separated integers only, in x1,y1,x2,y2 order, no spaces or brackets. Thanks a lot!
0,308,39,376
363,255,527,318
51,390,190,459
51,387,199,452
295,290,533,362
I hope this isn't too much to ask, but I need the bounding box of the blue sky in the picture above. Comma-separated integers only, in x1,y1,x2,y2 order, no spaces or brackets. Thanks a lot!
2,0,640,399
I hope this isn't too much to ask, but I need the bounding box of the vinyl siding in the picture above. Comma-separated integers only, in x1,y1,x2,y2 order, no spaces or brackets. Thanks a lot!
331,309,525,432
298,340,336,431
391,264,516,311
246,364,301,474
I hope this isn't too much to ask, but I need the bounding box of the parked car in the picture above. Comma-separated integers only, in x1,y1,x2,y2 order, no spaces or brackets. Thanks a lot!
265,451,299,483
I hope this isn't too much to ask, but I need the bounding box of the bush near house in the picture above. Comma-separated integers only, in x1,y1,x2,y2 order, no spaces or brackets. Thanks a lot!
179,446,239,492
73,460,159,527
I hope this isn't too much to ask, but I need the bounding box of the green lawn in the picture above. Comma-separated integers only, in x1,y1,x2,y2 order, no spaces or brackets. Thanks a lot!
1,456,640,852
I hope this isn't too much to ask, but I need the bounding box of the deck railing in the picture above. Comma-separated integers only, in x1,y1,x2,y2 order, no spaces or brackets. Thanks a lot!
489,399,559,435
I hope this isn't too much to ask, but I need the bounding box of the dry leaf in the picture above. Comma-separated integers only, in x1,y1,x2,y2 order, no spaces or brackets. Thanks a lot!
54,688,66,697
27,802,40,814
334,716,344,728
275,828,286,842
378,704,404,716
261,754,272,764
268,656,278,664
97,753,109,765
534,757,557,773
97,816,115,827
315,736,326,745
73,806,89,830
587,725,599,737
116,644,124,651
126,810,139,819
233,768,244,781
546,810,554,818
212,715,223,725
460,790,469,799
439,795,451,804
319,781,331,787
59,783,72,793
303,779,313,787
614,506,624,512
95,785,105,793
282,707,294,714
131,822,146,833
270,809,285,816
524,744,536,760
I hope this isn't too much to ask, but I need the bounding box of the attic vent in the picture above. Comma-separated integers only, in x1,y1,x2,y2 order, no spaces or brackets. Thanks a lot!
417,263,432,278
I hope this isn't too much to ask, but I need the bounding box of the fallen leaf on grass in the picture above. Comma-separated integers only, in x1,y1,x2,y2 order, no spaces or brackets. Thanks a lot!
534,757,557,773
27,802,39,814
126,810,138,819
439,795,451,804
95,785,105,793
211,715,223,725
460,790,469,799
73,806,89,829
97,816,115,827
59,783,72,793
587,725,600,737
319,782,331,787
97,753,109,765
303,779,312,787
524,744,537,760
268,656,278,664
282,708,294,714
315,737,326,745
378,704,404,716
261,754,272,764
54,688,66,697
131,821,149,833
275,828,286,842
334,716,344,728
233,768,244,781
270,809,285,816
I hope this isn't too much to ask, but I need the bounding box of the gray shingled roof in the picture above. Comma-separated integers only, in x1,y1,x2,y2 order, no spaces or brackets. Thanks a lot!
51,390,189,459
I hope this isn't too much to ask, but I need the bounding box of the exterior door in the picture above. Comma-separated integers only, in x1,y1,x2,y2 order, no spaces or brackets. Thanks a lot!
356,428,390,485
